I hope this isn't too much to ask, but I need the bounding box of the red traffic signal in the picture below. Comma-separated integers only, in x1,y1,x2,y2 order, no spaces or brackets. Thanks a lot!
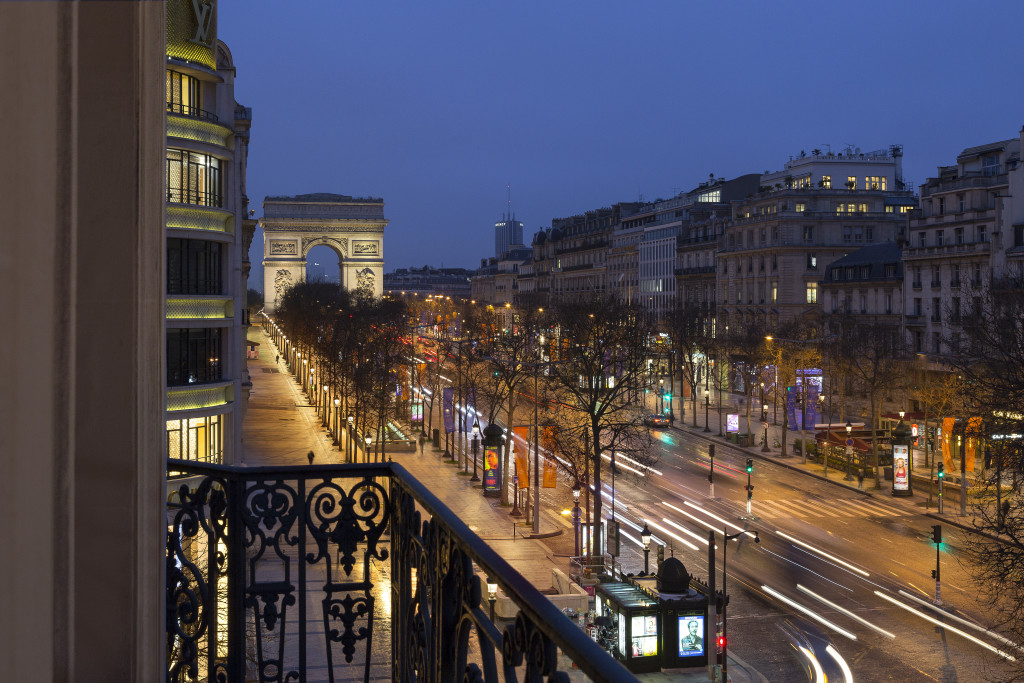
717,635,726,650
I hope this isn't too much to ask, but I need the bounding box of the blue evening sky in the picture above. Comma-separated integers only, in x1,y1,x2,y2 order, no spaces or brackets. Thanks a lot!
219,1,1024,288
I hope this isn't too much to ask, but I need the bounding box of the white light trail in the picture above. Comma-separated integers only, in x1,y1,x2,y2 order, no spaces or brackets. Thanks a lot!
797,584,895,639
798,646,826,683
660,517,711,546
598,488,631,513
664,501,755,539
613,452,663,476
826,644,853,683
618,516,667,547
777,531,870,578
761,585,858,641
682,501,754,536
874,591,1016,661
897,590,1024,653
647,520,700,551
600,453,646,477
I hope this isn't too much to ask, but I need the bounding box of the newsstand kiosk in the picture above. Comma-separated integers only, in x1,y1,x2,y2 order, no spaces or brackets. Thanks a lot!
594,557,710,674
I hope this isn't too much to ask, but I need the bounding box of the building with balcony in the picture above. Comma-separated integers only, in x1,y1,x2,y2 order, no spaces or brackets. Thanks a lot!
904,135,1020,355
717,147,915,330
164,21,254,467
820,242,904,323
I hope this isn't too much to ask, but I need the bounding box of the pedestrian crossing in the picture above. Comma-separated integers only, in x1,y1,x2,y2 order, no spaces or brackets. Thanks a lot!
752,496,912,520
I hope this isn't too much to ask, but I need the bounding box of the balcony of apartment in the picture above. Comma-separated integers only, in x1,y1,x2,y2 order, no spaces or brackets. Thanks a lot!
911,280,922,290
902,240,990,261
166,460,633,683
167,110,235,150
910,206,997,228
920,172,1008,198
674,265,716,277
904,314,925,326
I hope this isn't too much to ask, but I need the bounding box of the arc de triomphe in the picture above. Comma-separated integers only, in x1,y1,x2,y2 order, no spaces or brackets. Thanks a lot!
262,193,387,312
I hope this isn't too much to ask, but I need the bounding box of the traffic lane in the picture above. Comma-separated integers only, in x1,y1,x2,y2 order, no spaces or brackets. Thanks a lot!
635,437,1018,678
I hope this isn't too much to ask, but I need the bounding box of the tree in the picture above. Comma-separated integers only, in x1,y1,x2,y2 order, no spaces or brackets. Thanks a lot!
546,296,654,559
724,321,774,445
664,301,714,428
955,279,1024,679
844,318,906,484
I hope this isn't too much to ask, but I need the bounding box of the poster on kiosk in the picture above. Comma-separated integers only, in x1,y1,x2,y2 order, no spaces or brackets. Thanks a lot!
892,443,910,494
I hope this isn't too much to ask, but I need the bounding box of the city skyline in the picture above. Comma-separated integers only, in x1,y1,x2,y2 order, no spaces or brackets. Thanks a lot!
220,0,1024,285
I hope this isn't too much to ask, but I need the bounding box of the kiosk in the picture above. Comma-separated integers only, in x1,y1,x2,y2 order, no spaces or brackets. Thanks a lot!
595,557,710,674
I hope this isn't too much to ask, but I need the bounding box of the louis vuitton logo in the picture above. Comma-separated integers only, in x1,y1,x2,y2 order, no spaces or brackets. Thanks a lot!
190,0,215,46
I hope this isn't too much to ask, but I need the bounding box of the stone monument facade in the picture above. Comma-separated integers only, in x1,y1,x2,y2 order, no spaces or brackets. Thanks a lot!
261,193,387,311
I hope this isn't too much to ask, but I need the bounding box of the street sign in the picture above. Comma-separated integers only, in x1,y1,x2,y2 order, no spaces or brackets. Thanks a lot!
846,437,854,447
762,421,769,431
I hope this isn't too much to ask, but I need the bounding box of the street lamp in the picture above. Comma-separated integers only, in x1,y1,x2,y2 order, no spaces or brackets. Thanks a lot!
487,578,498,622
572,483,582,557
640,522,652,575
659,378,664,414
333,397,341,446
703,388,711,433
347,416,354,463
470,425,480,482
720,527,759,680
845,421,855,481
365,435,373,463
761,403,770,452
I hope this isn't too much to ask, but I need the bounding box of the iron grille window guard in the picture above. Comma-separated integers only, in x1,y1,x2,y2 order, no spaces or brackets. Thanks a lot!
166,460,635,683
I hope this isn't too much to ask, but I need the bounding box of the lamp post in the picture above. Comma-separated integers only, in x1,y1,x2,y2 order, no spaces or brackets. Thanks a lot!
333,397,340,446
761,403,770,452
845,421,855,481
640,522,652,575
720,527,759,681
365,435,373,464
470,425,480,482
658,378,664,414
487,578,498,622
704,388,711,433
347,416,354,463
322,384,329,425
572,483,582,557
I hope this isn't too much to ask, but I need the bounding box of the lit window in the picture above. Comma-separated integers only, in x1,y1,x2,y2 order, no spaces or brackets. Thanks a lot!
806,283,818,304
821,175,831,189
865,176,886,191
847,176,857,190
796,202,806,212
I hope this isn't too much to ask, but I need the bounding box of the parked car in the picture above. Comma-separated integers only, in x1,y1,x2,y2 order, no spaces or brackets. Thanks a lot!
644,414,669,428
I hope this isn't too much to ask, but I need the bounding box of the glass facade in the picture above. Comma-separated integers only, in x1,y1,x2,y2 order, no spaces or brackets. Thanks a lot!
167,327,223,385
168,237,223,294
166,415,222,464
166,149,222,206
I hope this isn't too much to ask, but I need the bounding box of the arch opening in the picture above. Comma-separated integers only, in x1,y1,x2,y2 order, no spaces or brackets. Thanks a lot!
305,244,341,284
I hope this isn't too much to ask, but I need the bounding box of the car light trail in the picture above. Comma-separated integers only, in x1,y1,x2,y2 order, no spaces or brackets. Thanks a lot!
600,452,646,476
826,644,854,683
647,520,700,551
599,486,632,513
675,501,756,537
613,451,663,476
896,590,1024,653
798,646,826,683
661,518,711,546
761,585,858,641
873,591,1016,661
797,584,895,639
618,516,667,547
762,548,852,592
777,531,870,578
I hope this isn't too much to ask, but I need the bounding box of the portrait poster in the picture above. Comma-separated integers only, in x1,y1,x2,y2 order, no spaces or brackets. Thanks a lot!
678,615,705,657
893,444,909,491
483,447,500,492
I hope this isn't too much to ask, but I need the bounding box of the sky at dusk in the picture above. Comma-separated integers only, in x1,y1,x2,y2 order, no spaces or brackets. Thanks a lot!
219,1,1024,289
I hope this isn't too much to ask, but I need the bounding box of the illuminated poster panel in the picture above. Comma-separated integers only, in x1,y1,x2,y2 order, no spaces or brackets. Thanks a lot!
483,447,501,492
678,615,705,657
893,443,910,492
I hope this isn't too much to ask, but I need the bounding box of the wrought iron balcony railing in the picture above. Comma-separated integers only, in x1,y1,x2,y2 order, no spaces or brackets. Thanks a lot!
166,460,635,683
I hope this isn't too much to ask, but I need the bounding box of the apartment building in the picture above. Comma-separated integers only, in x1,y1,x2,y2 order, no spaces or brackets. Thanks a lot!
820,242,904,322
905,136,1021,355
718,147,915,330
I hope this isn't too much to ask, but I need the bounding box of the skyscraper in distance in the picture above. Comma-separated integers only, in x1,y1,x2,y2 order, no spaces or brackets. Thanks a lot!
494,212,523,259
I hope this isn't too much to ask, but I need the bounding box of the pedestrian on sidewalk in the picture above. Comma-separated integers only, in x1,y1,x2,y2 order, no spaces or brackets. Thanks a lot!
276,354,280,365
307,450,315,465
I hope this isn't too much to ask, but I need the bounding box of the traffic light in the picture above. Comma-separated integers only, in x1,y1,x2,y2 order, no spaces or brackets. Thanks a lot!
717,635,726,651
746,458,753,474
937,462,945,479
746,484,754,499
931,524,942,544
